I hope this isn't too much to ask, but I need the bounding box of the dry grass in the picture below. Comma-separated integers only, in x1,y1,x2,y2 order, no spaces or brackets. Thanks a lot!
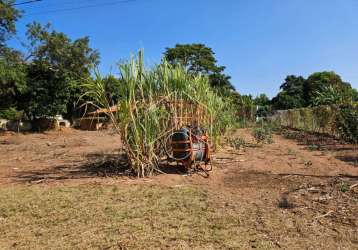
0,185,274,250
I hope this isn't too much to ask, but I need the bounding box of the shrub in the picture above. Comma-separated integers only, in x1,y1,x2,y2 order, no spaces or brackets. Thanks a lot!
227,137,246,150
338,182,349,193
335,104,358,144
0,107,23,120
253,124,273,144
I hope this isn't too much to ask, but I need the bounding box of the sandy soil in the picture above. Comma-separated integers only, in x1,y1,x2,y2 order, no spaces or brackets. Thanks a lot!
0,128,357,249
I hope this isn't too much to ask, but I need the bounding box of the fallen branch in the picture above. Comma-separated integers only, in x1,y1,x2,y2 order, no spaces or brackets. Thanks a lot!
30,179,45,184
307,187,320,193
227,150,245,155
213,157,235,160
350,183,358,190
314,210,334,220
212,159,245,164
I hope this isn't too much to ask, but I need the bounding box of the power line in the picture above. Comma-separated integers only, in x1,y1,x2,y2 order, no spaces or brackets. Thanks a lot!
13,0,42,6
24,0,137,16
17,0,100,9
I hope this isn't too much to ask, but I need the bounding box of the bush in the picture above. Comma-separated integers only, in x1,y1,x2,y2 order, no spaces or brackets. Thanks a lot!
335,104,358,144
227,137,246,150
338,182,349,193
0,107,23,120
253,124,273,144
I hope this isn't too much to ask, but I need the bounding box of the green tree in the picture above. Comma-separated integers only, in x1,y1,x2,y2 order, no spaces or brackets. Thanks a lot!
313,85,358,106
164,43,234,90
305,71,352,106
103,75,121,106
254,94,271,117
254,93,270,106
271,75,306,109
0,1,25,119
0,0,21,51
0,58,27,119
20,22,100,118
272,72,357,110
280,75,306,97
272,93,304,110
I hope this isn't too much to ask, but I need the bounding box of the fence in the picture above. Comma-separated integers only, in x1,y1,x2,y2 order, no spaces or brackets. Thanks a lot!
270,104,357,138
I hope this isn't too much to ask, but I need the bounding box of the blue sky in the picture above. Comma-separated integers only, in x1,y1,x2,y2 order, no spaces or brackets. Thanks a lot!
11,0,358,97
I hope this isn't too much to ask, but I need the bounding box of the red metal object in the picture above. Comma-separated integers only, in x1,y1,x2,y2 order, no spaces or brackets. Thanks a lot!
163,99,212,173
170,127,211,171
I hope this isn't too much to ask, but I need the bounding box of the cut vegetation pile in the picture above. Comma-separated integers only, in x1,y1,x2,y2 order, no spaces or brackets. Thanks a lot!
83,50,237,176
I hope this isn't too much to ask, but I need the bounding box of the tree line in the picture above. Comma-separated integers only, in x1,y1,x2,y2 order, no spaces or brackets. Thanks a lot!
272,72,358,110
1,1,99,120
1,0,357,122
0,1,236,121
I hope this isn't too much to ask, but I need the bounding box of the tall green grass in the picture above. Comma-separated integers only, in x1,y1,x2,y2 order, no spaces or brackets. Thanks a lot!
83,50,237,176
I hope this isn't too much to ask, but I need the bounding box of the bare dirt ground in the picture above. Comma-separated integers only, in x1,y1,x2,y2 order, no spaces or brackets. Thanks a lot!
0,129,123,185
0,128,357,249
